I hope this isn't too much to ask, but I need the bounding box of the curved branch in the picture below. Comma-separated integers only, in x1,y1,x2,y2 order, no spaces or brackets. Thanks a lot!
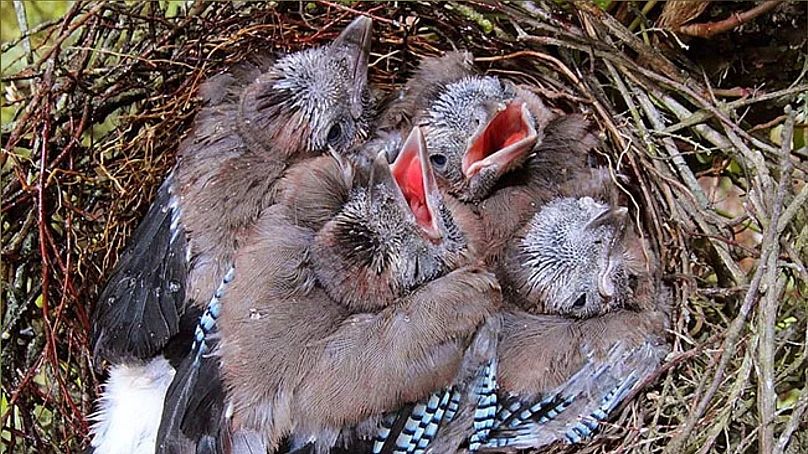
678,0,783,38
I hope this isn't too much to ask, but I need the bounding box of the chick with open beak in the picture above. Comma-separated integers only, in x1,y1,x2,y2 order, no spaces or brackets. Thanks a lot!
312,126,472,312
422,76,550,202
216,126,499,452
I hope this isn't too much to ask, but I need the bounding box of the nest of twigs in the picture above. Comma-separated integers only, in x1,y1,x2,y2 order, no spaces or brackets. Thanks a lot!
1,1,806,453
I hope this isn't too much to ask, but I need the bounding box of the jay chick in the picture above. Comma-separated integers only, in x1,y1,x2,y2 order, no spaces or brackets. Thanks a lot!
215,127,500,453
478,195,669,451
89,16,373,454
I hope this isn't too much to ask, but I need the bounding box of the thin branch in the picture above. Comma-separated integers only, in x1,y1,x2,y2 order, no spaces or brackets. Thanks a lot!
666,106,797,451
678,0,784,38
774,319,808,454
12,0,33,65
778,181,808,236
634,90,711,210
757,109,796,453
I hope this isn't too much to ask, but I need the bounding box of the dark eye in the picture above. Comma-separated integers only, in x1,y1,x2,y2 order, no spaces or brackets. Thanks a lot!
327,123,343,144
573,294,586,309
430,154,447,168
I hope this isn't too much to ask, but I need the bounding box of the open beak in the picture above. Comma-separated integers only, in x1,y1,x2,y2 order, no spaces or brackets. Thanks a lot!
332,16,373,117
461,100,538,180
390,126,442,241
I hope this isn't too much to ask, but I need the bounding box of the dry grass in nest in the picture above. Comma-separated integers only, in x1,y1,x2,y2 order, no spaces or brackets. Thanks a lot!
1,1,806,452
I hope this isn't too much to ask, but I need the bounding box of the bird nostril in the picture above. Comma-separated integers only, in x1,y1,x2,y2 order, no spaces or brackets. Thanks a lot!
573,294,586,309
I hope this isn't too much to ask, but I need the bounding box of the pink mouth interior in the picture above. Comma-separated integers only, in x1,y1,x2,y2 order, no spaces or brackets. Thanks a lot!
464,102,531,173
392,148,433,231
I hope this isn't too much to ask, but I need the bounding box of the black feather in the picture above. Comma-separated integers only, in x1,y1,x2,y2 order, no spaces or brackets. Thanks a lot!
373,403,416,454
92,177,189,364
155,345,224,454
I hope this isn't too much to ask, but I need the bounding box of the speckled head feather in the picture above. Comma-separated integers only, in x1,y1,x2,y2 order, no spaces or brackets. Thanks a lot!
507,196,642,318
421,76,546,202
313,127,470,312
237,16,374,156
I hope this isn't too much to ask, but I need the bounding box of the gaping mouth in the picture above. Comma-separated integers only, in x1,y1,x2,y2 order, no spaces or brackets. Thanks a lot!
461,100,539,179
391,126,441,240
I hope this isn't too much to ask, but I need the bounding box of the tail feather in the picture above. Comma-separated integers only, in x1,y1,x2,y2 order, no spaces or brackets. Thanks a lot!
374,317,501,454
468,359,498,452
92,177,189,363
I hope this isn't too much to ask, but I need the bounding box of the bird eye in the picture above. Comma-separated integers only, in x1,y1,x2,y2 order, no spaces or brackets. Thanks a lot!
327,123,343,145
573,294,586,309
430,154,447,168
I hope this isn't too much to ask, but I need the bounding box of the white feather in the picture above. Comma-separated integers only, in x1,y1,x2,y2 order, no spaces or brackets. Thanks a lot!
90,356,175,454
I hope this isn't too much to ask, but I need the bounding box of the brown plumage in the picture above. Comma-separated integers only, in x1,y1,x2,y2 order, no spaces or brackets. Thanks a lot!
370,51,668,454
378,51,476,132
474,192,669,451
92,16,375,364
90,17,376,454
217,127,500,453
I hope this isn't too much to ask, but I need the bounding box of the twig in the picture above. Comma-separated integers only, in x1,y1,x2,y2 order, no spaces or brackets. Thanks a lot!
317,0,398,25
1,209,36,257
697,347,754,454
627,0,658,33
678,0,784,38
634,90,711,210
575,1,683,82
599,60,666,255
666,106,796,452
627,83,748,286
0,16,63,55
778,181,808,236
12,1,33,64
774,318,808,453
661,85,808,136
757,109,795,453
749,114,788,133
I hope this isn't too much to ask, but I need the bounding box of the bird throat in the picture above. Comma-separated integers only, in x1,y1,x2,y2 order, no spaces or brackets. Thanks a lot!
465,102,531,172
392,149,433,231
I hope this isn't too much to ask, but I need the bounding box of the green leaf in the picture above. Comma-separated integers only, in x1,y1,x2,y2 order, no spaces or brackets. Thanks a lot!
594,0,612,9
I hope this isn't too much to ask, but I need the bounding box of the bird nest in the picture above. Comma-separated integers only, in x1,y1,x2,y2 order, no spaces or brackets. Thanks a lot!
1,1,806,452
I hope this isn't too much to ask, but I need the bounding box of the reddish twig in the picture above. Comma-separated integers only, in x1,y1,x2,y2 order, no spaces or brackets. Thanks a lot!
678,0,784,38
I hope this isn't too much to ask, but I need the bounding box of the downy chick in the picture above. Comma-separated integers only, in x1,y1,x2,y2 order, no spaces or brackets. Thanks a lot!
89,16,374,454
384,53,600,263
156,131,421,454
217,127,500,453
420,72,601,264
477,196,669,452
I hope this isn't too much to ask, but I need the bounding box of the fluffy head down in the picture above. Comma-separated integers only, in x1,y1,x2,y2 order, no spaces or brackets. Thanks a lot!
238,16,374,156
423,76,517,196
512,197,637,318
421,76,544,202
